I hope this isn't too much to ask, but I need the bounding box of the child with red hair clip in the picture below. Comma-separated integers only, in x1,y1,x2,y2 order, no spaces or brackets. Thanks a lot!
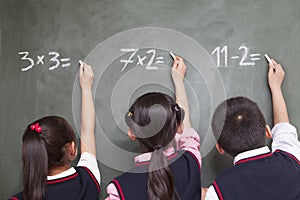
10,62,100,200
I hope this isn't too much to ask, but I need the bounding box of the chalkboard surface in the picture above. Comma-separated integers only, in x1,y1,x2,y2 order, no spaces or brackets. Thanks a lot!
1,0,300,199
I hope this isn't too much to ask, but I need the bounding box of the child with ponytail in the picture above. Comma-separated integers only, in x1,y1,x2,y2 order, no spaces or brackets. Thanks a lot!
106,57,202,200
10,62,100,200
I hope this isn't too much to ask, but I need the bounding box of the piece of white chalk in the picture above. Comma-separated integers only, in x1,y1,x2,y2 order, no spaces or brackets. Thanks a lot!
170,51,176,60
170,51,179,64
264,54,275,69
79,60,83,65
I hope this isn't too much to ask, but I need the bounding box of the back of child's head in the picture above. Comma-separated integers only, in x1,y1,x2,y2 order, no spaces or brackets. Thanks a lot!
125,92,184,200
212,96,266,157
22,116,76,200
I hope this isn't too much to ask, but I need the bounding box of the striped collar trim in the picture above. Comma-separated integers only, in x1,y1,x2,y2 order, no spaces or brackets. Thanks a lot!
275,149,300,165
47,167,76,180
47,172,78,184
234,146,271,165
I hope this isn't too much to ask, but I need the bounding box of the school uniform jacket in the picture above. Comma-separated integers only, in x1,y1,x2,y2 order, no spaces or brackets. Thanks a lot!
112,150,201,200
9,152,101,200
205,122,300,200
105,128,202,200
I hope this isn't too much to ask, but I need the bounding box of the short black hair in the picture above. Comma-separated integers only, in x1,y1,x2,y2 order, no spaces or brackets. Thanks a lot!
212,96,266,157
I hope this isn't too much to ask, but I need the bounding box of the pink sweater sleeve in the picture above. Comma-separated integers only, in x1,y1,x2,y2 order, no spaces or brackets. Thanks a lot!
105,183,120,200
175,128,202,167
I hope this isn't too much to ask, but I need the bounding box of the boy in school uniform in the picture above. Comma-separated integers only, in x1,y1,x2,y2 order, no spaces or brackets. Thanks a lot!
205,58,300,200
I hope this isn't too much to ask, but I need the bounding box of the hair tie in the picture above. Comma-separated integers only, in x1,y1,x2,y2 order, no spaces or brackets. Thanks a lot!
127,111,133,117
174,104,180,112
152,145,163,151
30,123,42,133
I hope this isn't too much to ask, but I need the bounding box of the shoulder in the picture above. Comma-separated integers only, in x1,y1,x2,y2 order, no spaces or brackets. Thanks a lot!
175,128,202,167
271,122,300,162
77,152,101,184
271,122,297,136
176,128,200,142
181,149,201,171
75,166,101,193
168,150,201,174
273,150,300,165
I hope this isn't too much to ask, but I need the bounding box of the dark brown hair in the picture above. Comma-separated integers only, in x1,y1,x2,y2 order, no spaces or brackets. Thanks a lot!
22,116,77,200
212,96,266,157
125,92,184,200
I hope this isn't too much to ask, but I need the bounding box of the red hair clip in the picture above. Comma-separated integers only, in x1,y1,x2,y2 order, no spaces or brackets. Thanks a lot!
30,123,42,133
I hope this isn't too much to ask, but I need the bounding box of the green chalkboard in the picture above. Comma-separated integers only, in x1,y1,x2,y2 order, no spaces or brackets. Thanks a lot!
1,0,300,199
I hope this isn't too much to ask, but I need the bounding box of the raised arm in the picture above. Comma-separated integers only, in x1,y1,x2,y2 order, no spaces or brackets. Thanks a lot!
267,58,300,161
268,59,289,124
79,62,96,156
171,57,191,128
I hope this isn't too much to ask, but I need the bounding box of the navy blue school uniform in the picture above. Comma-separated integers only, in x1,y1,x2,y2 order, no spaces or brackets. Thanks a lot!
106,127,202,199
111,150,201,200
213,149,300,200
9,166,100,200
207,123,300,200
9,152,101,200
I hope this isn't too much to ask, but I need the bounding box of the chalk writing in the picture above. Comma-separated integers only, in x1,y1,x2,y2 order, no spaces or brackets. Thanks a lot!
211,45,261,67
19,51,35,72
36,55,45,65
19,51,72,71
120,49,165,71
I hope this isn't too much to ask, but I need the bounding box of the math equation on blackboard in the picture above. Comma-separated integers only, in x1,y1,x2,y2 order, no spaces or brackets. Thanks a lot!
18,51,72,72
120,48,165,71
211,45,261,67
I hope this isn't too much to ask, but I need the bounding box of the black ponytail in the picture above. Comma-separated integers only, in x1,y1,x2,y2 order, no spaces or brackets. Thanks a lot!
125,92,184,200
148,148,174,199
22,128,48,200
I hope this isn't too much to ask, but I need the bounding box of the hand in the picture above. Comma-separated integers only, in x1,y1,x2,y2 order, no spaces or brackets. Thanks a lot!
171,56,186,84
79,62,94,90
268,59,285,92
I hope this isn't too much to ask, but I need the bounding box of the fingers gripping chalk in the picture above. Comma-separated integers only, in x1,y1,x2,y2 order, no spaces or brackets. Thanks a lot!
264,54,275,70
170,51,179,64
264,54,273,67
170,51,176,60
79,60,84,73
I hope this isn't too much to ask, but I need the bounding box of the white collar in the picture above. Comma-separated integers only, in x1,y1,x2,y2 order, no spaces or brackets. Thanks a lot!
47,167,76,180
233,146,271,165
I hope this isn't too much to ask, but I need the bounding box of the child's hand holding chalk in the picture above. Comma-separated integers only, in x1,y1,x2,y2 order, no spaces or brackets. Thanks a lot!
79,60,86,71
267,57,285,92
171,54,186,83
264,54,276,71
170,51,179,64
79,60,94,90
